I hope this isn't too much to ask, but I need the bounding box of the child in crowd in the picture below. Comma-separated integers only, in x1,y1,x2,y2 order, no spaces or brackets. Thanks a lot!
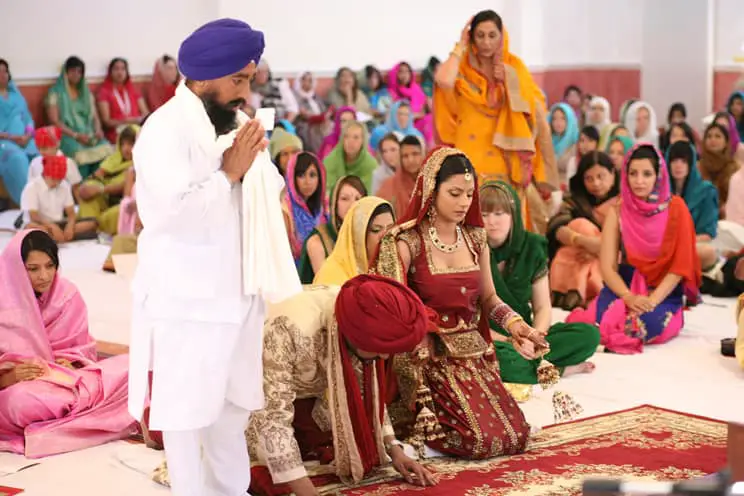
28,126,83,199
21,155,97,242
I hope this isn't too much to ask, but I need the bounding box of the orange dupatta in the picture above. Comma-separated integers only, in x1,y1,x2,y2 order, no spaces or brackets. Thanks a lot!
433,28,551,188
625,196,702,291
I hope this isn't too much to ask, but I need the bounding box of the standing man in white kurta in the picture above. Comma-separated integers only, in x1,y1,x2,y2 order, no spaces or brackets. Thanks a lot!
128,19,269,496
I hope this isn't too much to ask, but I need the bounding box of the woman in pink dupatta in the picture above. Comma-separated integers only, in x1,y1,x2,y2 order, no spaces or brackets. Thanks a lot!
567,144,701,354
117,168,139,235
387,62,434,147
0,230,136,458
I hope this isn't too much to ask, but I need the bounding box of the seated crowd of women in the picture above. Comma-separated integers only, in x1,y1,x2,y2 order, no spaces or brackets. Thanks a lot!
1,55,179,247
549,90,744,303
3,138,739,468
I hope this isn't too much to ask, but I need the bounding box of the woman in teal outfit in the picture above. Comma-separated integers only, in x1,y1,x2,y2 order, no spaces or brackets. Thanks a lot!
666,140,719,270
46,56,112,178
481,180,600,385
0,59,38,205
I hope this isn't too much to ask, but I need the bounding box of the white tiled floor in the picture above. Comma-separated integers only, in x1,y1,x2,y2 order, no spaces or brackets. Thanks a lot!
1,226,743,495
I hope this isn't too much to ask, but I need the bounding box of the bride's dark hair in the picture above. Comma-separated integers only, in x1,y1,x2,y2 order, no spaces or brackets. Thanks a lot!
435,154,475,191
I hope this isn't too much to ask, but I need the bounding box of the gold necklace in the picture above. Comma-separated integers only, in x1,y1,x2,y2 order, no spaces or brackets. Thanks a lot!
428,224,463,253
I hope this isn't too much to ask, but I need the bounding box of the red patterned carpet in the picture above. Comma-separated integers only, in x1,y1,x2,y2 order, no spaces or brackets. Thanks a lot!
252,405,728,496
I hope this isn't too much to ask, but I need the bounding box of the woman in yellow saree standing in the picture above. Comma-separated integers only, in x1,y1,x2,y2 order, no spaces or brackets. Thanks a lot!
433,10,557,233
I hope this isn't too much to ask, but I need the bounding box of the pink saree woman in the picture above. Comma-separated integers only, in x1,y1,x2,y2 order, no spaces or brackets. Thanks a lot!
0,230,136,458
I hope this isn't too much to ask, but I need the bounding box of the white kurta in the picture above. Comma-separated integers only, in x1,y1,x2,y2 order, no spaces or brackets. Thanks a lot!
128,83,265,431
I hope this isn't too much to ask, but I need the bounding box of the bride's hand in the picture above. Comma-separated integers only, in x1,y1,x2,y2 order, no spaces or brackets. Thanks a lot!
510,320,549,356
413,334,434,362
512,337,536,360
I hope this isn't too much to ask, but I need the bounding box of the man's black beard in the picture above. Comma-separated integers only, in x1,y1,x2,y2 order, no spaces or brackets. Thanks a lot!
200,92,245,136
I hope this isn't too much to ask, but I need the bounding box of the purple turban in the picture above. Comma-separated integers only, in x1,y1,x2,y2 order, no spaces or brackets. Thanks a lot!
178,18,265,81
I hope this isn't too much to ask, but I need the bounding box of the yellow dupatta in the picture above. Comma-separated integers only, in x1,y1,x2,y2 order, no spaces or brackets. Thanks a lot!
313,197,392,286
98,124,140,184
433,28,553,188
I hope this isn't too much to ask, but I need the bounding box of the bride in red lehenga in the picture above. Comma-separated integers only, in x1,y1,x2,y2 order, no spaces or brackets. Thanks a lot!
372,146,549,459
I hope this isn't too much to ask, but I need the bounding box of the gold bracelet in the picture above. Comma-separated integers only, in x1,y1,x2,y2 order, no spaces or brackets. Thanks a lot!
451,43,465,59
504,315,523,332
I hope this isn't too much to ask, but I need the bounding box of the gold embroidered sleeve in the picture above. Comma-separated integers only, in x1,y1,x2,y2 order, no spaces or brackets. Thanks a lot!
465,226,487,255
397,228,421,259
382,406,395,439
248,316,307,485
391,352,421,413
373,225,417,282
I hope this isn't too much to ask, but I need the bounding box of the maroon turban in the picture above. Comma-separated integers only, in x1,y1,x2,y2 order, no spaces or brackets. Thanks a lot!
336,274,430,354
334,274,431,477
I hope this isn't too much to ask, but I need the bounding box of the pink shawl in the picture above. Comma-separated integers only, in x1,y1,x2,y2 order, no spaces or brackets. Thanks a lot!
726,114,742,156
118,183,138,235
620,143,671,260
387,63,427,113
0,230,96,370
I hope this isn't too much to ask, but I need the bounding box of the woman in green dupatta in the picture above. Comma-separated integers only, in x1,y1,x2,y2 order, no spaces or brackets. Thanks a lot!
297,175,367,283
323,121,378,195
46,56,112,177
78,124,139,235
481,180,599,386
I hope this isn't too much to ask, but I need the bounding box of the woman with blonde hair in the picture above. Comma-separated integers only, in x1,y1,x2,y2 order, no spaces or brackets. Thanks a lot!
323,121,378,194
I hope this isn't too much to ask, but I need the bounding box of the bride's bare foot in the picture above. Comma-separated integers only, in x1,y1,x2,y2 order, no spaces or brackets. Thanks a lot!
562,362,596,377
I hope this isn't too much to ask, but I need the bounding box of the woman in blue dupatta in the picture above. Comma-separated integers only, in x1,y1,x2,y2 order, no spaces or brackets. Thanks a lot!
281,151,328,264
549,102,580,189
369,100,424,151
46,57,112,178
361,66,392,124
0,59,38,205
666,140,719,270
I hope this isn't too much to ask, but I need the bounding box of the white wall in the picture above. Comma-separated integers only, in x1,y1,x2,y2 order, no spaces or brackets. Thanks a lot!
0,0,215,80
641,0,714,128
541,0,644,68
715,0,744,69
216,0,508,74
1,0,742,81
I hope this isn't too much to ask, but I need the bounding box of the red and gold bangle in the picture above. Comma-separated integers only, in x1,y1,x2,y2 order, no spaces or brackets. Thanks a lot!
490,302,521,331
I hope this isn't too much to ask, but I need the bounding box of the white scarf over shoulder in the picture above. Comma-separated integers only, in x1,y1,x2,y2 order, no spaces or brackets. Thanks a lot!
216,109,301,303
